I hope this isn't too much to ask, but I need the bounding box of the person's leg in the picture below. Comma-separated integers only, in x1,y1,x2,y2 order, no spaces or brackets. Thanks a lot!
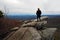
39,16,41,21
37,16,38,22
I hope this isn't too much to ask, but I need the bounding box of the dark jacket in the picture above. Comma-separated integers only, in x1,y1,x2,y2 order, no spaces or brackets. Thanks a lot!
36,9,41,17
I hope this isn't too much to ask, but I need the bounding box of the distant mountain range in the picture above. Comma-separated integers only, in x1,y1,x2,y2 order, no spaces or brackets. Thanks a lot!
5,15,60,20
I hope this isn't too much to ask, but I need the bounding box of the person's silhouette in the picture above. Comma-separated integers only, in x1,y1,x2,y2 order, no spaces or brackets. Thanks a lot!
36,8,42,21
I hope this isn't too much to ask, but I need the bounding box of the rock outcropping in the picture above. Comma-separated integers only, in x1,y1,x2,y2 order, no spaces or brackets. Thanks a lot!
3,16,57,40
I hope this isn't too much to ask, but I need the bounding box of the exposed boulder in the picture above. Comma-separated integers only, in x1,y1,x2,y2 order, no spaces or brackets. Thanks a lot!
22,21,47,30
21,22,37,27
38,28,57,40
10,27,19,31
33,16,48,22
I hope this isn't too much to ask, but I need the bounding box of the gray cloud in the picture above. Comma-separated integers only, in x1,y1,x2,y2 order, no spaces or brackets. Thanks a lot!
0,0,60,15
44,0,60,12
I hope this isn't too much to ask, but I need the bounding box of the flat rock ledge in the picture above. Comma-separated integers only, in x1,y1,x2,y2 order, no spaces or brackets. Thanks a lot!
3,27,57,40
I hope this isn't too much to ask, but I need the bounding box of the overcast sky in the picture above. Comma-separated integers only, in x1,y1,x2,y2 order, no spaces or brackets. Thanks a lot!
0,0,60,15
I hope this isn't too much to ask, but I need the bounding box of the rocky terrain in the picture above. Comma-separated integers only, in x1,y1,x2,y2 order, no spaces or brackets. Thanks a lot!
0,16,60,40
